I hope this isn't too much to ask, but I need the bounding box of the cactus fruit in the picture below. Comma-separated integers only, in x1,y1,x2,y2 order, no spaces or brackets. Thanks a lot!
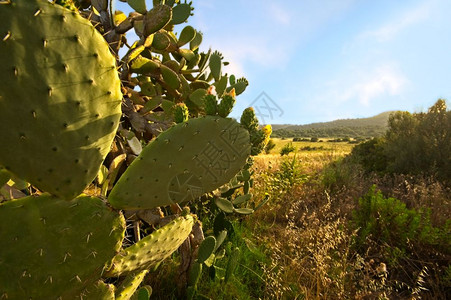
0,194,125,299
105,215,194,277
174,103,189,123
240,107,259,132
108,116,251,210
240,108,272,155
204,86,218,116
218,88,236,117
0,0,122,200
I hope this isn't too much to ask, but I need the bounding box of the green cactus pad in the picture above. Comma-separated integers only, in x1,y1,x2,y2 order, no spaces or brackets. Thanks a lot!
115,270,149,300
127,0,147,14
197,236,216,263
177,25,196,47
108,116,251,210
209,52,222,81
143,4,172,36
0,0,122,200
81,280,116,300
171,2,193,25
106,215,194,277
190,30,203,51
0,194,125,299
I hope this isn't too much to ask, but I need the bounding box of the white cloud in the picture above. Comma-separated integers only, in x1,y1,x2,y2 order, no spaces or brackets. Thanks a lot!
321,63,409,106
267,4,291,26
356,1,433,43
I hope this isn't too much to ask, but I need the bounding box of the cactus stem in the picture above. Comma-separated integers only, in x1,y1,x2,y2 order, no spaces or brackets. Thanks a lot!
2,31,10,41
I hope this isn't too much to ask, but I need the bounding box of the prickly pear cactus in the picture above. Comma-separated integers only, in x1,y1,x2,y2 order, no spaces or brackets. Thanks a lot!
82,280,116,300
108,116,251,210
106,215,194,276
0,0,262,297
0,0,122,200
0,194,125,299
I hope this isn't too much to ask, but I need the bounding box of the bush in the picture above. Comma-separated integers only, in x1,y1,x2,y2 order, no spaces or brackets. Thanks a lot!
349,99,451,183
350,137,388,173
280,142,296,156
352,185,450,256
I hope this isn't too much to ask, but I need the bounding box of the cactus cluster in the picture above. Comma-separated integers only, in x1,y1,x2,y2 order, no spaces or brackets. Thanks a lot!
0,0,269,298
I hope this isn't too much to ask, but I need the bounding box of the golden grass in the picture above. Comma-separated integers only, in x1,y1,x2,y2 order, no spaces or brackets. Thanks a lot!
244,144,450,299
268,138,355,155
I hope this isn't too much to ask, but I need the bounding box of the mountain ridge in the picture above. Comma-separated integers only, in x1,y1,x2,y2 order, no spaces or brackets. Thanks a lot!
271,111,393,138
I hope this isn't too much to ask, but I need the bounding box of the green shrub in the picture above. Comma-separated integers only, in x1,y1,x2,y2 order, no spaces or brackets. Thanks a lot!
350,137,388,173
349,99,451,183
352,186,450,257
280,142,296,156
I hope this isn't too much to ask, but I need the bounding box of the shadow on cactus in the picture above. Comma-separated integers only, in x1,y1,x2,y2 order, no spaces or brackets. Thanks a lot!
0,0,270,299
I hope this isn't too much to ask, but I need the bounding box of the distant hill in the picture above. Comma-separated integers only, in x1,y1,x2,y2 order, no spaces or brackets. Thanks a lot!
271,111,393,138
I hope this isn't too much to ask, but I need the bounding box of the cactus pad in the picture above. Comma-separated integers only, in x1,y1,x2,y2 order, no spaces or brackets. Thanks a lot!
106,215,194,277
0,0,122,200
108,116,251,210
0,194,125,299
81,280,116,300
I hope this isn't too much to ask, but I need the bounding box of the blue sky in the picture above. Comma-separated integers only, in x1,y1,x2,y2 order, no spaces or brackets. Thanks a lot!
118,0,451,124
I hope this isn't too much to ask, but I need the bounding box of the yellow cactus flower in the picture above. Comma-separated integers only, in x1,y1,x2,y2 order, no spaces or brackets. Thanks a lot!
262,124,272,146
226,88,236,99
